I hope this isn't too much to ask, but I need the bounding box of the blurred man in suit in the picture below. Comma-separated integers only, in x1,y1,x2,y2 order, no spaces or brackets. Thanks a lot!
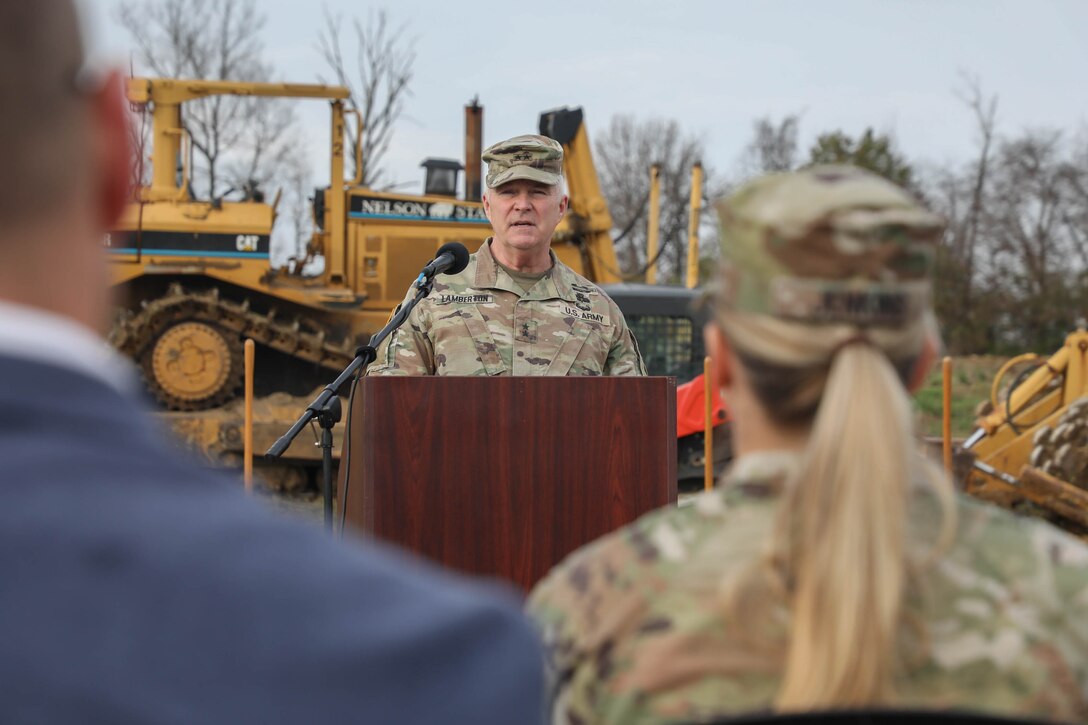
0,2,543,722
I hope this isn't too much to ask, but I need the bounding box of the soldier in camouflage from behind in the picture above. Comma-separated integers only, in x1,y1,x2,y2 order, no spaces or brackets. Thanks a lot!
528,166,1088,723
367,134,644,377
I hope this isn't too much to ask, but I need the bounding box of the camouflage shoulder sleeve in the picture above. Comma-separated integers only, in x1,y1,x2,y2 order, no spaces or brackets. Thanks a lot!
937,497,1088,707
602,296,646,376
1042,524,1088,699
365,294,436,376
527,502,707,722
527,529,632,723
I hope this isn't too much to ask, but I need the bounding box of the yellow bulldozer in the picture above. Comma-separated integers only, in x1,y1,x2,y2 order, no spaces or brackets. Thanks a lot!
959,328,1088,537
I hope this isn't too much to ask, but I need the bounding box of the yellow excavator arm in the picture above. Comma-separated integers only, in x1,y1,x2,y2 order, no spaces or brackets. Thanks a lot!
539,107,622,284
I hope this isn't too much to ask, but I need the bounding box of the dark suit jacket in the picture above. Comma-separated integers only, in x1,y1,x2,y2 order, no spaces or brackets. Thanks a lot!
0,354,543,723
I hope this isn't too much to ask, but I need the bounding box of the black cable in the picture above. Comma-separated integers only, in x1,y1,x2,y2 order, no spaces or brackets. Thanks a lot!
585,230,681,282
612,192,650,244
337,368,362,538
581,189,698,283
1004,362,1046,436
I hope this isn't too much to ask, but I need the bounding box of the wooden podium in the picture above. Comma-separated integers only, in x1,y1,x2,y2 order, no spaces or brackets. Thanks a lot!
341,377,676,590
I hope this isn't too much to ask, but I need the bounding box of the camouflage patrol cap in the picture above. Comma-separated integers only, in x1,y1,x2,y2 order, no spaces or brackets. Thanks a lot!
714,165,944,327
482,134,563,188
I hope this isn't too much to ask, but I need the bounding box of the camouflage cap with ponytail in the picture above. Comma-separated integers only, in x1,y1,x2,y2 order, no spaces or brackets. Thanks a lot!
714,165,943,328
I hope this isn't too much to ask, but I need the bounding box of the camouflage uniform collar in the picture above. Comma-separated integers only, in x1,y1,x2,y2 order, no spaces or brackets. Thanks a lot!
722,449,802,498
475,239,578,301
722,449,940,500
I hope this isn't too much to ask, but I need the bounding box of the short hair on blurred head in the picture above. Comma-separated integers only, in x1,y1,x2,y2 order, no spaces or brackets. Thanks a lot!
0,0,90,224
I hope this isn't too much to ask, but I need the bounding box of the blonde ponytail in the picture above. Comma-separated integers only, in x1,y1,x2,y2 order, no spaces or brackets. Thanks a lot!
717,312,956,711
776,343,913,709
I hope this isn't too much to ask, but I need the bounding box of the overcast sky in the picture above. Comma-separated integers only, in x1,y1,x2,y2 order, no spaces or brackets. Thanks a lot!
77,0,1088,196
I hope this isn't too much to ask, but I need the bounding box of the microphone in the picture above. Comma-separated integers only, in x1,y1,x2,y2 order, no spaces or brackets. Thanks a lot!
415,242,470,286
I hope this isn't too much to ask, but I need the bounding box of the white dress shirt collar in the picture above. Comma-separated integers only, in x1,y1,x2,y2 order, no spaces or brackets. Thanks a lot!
0,299,137,395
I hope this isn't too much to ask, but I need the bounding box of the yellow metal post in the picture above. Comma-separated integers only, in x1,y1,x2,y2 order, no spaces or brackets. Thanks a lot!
646,164,661,285
347,108,365,187
942,356,953,474
704,356,714,491
244,339,255,492
327,101,347,287
686,162,704,289
149,101,182,200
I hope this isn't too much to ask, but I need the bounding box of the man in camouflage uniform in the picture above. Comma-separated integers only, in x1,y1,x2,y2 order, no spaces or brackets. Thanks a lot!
527,166,1088,723
368,135,645,377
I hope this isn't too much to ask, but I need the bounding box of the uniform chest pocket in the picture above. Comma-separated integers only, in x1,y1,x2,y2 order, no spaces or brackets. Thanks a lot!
545,319,611,376
447,306,507,376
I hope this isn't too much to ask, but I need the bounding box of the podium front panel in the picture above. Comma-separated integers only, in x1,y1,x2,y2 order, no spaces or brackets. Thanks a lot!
343,376,676,591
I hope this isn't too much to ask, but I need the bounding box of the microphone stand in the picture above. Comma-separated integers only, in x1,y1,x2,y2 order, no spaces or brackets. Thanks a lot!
265,273,437,532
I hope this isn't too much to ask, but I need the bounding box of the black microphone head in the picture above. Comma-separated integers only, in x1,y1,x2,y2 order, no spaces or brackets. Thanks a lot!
437,242,471,275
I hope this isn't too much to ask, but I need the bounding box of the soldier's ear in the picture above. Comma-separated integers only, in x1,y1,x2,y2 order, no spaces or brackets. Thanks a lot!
558,194,568,216
482,189,492,221
704,323,733,389
906,325,940,394
92,70,130,227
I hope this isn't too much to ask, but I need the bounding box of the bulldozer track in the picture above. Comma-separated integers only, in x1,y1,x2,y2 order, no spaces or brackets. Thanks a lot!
1029,396,1088,490
110,283,354,410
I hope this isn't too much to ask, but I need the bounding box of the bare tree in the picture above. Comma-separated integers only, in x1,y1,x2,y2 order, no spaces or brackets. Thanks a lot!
952,75,998,270
222,98,297,196
1064,128,1088,271
741,115,801,177
116,0,298,200
274,147,315,270
931,119,1086,354
896,76,996,352
127,102,153,190
594,115,710,281
981,130,1087,351
316,8,415,189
